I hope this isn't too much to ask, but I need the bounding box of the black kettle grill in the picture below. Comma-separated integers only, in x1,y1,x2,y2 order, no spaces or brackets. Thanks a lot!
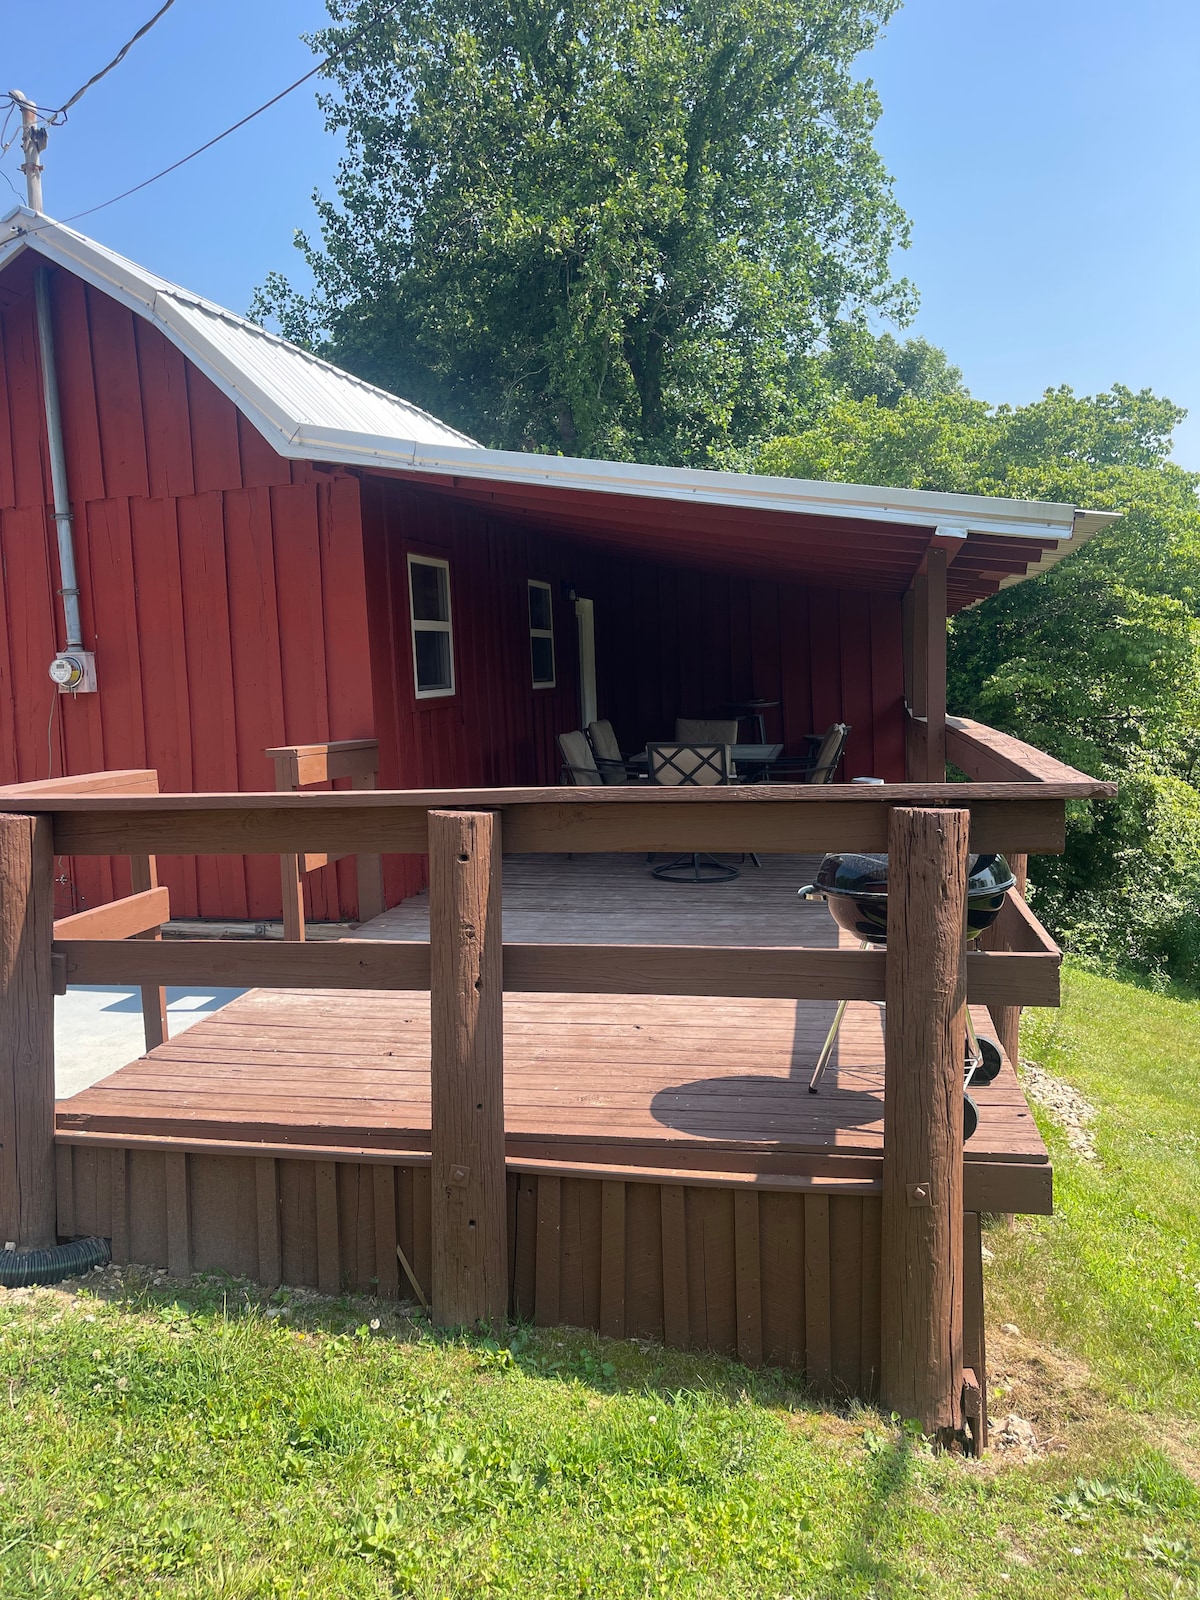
798,851,1016,1139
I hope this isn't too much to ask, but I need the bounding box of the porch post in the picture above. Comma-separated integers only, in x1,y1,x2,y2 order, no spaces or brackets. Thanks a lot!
924,548,948,781
0,812,57,1249
903,549,948,782
428,809,507,1326
881,805,969,1440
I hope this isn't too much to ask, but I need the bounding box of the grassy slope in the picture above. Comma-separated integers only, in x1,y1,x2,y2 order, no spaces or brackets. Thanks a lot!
0,966,1197,1599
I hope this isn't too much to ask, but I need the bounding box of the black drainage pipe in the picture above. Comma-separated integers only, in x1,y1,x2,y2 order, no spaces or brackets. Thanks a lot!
0,1237,110,1288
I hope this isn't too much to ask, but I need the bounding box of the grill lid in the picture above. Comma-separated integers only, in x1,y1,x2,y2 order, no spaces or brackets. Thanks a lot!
813,851,1016,901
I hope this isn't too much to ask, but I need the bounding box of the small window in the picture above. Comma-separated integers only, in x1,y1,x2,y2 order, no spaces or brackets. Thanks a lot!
528,580,556,688
408,555,455,697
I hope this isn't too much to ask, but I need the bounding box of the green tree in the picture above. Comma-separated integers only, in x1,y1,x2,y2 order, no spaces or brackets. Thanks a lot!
761,385,1200,980
254,0,913,464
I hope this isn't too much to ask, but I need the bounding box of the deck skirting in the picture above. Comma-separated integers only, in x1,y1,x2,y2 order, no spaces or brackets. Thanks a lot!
55,1140,986,1409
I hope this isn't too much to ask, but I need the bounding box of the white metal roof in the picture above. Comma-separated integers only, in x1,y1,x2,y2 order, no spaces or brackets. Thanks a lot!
0,206,477,452
0,206,1117,579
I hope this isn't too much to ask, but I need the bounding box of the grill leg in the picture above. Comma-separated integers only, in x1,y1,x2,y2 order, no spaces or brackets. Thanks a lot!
964,1007,983,1086
809,939,872,1093
808,998,849,1093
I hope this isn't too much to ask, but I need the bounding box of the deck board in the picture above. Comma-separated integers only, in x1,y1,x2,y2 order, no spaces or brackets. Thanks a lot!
56,853,1048,1174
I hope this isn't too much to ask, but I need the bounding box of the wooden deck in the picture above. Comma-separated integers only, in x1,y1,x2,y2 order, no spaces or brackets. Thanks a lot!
56,854,1049,1206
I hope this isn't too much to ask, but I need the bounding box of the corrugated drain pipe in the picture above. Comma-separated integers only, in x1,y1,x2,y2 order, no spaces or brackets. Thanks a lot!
0,1236,110,1287
33,265,85,653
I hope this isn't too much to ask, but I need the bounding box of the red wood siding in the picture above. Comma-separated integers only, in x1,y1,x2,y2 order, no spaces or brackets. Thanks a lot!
0,256,375,920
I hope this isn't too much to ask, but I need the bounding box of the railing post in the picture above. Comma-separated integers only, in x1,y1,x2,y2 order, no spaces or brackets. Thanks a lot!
980,852,1028,1066
881,805,969,1440
428,809,507,1326
0,812,57,1249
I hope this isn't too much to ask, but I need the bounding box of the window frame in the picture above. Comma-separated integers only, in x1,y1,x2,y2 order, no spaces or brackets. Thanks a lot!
527,578,556,689
407,553,456,700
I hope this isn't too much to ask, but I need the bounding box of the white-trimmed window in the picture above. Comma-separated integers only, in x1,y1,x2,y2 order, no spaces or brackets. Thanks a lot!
408,555,455,697
528,580,556,688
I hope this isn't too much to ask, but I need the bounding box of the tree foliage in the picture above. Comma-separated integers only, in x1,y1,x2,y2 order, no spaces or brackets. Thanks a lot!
253,0,913,464
762,386,1200,980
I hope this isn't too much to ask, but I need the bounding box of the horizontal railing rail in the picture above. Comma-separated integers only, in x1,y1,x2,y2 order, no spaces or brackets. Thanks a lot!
945,715,1100,786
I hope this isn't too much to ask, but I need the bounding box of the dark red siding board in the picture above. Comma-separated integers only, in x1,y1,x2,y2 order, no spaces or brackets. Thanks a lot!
238,413,292,490
223,487,289,914
85,288,149,499
5,296,48,510
186,366,241,494
129,497,199,915
0,315,16,509
869,592,906,782
177,492,249,917
271,483,337,919
48,273,106,505
135,319,195,500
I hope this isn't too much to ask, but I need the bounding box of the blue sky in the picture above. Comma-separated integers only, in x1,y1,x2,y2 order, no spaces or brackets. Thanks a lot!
4,1,1199,463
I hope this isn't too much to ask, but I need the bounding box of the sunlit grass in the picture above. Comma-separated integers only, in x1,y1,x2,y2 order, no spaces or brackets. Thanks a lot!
0,965,1197,1597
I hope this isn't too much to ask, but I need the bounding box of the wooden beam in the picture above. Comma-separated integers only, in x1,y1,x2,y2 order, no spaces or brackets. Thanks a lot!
925,549,948,781
946,717,1104,787
428,810,507,1327
0,769,161,796
129,855,169,1052
0,814,56,1249
49,935,1056,1007
881,806,970,1440
55,937,432,991
978,855,1032,1065
53,886,170,941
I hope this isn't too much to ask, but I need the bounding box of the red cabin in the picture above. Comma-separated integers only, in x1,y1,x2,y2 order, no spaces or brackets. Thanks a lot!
0,205,1109,926
0,208,1118,1442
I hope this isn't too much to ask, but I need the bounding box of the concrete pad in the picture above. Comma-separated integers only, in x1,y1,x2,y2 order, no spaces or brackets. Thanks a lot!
55,984,245,1099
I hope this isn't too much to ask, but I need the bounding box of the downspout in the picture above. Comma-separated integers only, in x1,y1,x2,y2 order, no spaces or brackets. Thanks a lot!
33,265,95,689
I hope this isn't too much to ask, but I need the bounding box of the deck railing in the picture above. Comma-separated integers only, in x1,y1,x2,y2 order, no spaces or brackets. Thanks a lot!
265,738,385,941
0,743,1113,1438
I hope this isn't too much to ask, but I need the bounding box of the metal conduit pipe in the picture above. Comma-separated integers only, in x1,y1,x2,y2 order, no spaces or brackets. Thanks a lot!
33,266,85,652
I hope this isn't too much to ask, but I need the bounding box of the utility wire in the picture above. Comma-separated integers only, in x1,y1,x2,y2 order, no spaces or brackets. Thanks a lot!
50,0,178,121
62,6,397,224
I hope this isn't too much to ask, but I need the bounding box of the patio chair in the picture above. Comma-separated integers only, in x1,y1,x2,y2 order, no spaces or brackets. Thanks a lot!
769,723,851,784
645,742,739,882
557,729,604,786
804,722,850,783
675,717,739,747
586,719,645,784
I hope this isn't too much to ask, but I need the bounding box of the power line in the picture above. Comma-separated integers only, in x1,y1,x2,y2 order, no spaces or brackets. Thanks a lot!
51,0,178,121
62,6,397,225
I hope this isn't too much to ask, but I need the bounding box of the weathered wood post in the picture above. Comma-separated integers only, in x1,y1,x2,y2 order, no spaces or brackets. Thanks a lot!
0,812,57,1249
981,852,1028,1067
428,809,507,1326
881,805,970,1440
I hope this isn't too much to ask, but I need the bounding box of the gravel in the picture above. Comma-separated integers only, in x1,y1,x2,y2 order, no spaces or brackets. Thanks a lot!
1019,1058,1099,1162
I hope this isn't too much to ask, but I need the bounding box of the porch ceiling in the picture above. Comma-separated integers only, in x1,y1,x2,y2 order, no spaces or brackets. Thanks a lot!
382,470,1062,610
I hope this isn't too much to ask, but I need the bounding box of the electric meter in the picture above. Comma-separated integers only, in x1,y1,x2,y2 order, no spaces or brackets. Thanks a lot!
48,651,97,693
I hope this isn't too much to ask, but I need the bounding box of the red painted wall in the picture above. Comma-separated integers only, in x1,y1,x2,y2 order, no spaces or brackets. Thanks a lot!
0,253,376,920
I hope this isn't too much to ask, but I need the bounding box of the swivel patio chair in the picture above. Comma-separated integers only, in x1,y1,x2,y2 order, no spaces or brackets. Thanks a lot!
646,742,739,882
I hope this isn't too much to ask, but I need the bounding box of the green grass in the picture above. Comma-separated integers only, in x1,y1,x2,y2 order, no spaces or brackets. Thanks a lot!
0,965,1198,1598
